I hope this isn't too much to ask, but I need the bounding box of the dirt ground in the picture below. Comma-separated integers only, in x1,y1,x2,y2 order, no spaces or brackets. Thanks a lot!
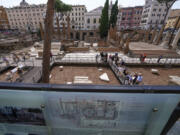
128,67,180,85
50,66,120,85
0,70,20,82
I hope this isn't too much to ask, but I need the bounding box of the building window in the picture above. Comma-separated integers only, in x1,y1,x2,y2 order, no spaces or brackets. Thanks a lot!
94,18,96,24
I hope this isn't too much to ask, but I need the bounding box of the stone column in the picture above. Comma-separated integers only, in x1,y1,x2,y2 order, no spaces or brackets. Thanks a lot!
145,26,151,42
56,16,61,40
118,32,122,45
80,31,83,41
62,23,66,39
39,22,44,40
124,38,130,54
67,15,71,40
160,31,171,49
144,30,148,42
155,24,165,45
138,30,145,41
172,28,180,49
150,29,157,44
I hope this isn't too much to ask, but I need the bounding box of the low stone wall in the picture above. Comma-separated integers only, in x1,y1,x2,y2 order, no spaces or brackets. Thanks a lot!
98,40,107,47
67,47,89,52
97,47,120,52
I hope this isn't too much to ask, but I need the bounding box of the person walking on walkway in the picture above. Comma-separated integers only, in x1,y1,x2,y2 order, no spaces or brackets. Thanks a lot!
157,55,163,63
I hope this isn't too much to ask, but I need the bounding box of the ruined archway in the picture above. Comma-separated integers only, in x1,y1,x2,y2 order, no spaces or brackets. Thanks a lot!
82,32,87,41
70,33,74,40
89,32,94,36
76,32,80,40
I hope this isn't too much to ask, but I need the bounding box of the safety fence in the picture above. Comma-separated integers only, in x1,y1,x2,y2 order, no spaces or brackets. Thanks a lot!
108,59,125,85
54,56,97,64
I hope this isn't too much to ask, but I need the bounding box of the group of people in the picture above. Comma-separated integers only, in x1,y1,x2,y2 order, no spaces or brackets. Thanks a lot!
99,52,108,63
98,52,120,65
116,61,143,85
140,53,164,64
124,72,143,85
98,52,143,85
97,52,143,85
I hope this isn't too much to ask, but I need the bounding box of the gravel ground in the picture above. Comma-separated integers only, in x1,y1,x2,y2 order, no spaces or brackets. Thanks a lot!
50,66,120,85
0,69,20,82
128,67,180,85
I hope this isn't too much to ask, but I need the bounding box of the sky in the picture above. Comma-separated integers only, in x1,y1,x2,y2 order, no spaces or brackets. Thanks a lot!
0,0,180,11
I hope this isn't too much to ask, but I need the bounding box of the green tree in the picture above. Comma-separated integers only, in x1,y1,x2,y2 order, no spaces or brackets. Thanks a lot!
55,0,72,13
99,0,109,39
109,0,118,28
156,0,178,44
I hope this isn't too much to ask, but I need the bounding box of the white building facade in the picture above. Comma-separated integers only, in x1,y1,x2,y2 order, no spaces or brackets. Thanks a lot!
140,0,170,29
54,5,87,30
84,1,113,31
6,1,87,32
6,0,46,31
84,6,103,30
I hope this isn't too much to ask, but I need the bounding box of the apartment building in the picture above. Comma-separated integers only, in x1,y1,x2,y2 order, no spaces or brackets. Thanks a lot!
118,6,143,30
5,0,46,31
165,9,180,29
141,0,170,29
6,0,87,31
0,6,10,30
84,6,103,30
84,1,113,31
54,5,87,30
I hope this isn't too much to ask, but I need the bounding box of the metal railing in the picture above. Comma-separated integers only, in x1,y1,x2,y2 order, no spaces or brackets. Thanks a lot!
0,83,179,135
108,59,125,84
54,56,97,64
